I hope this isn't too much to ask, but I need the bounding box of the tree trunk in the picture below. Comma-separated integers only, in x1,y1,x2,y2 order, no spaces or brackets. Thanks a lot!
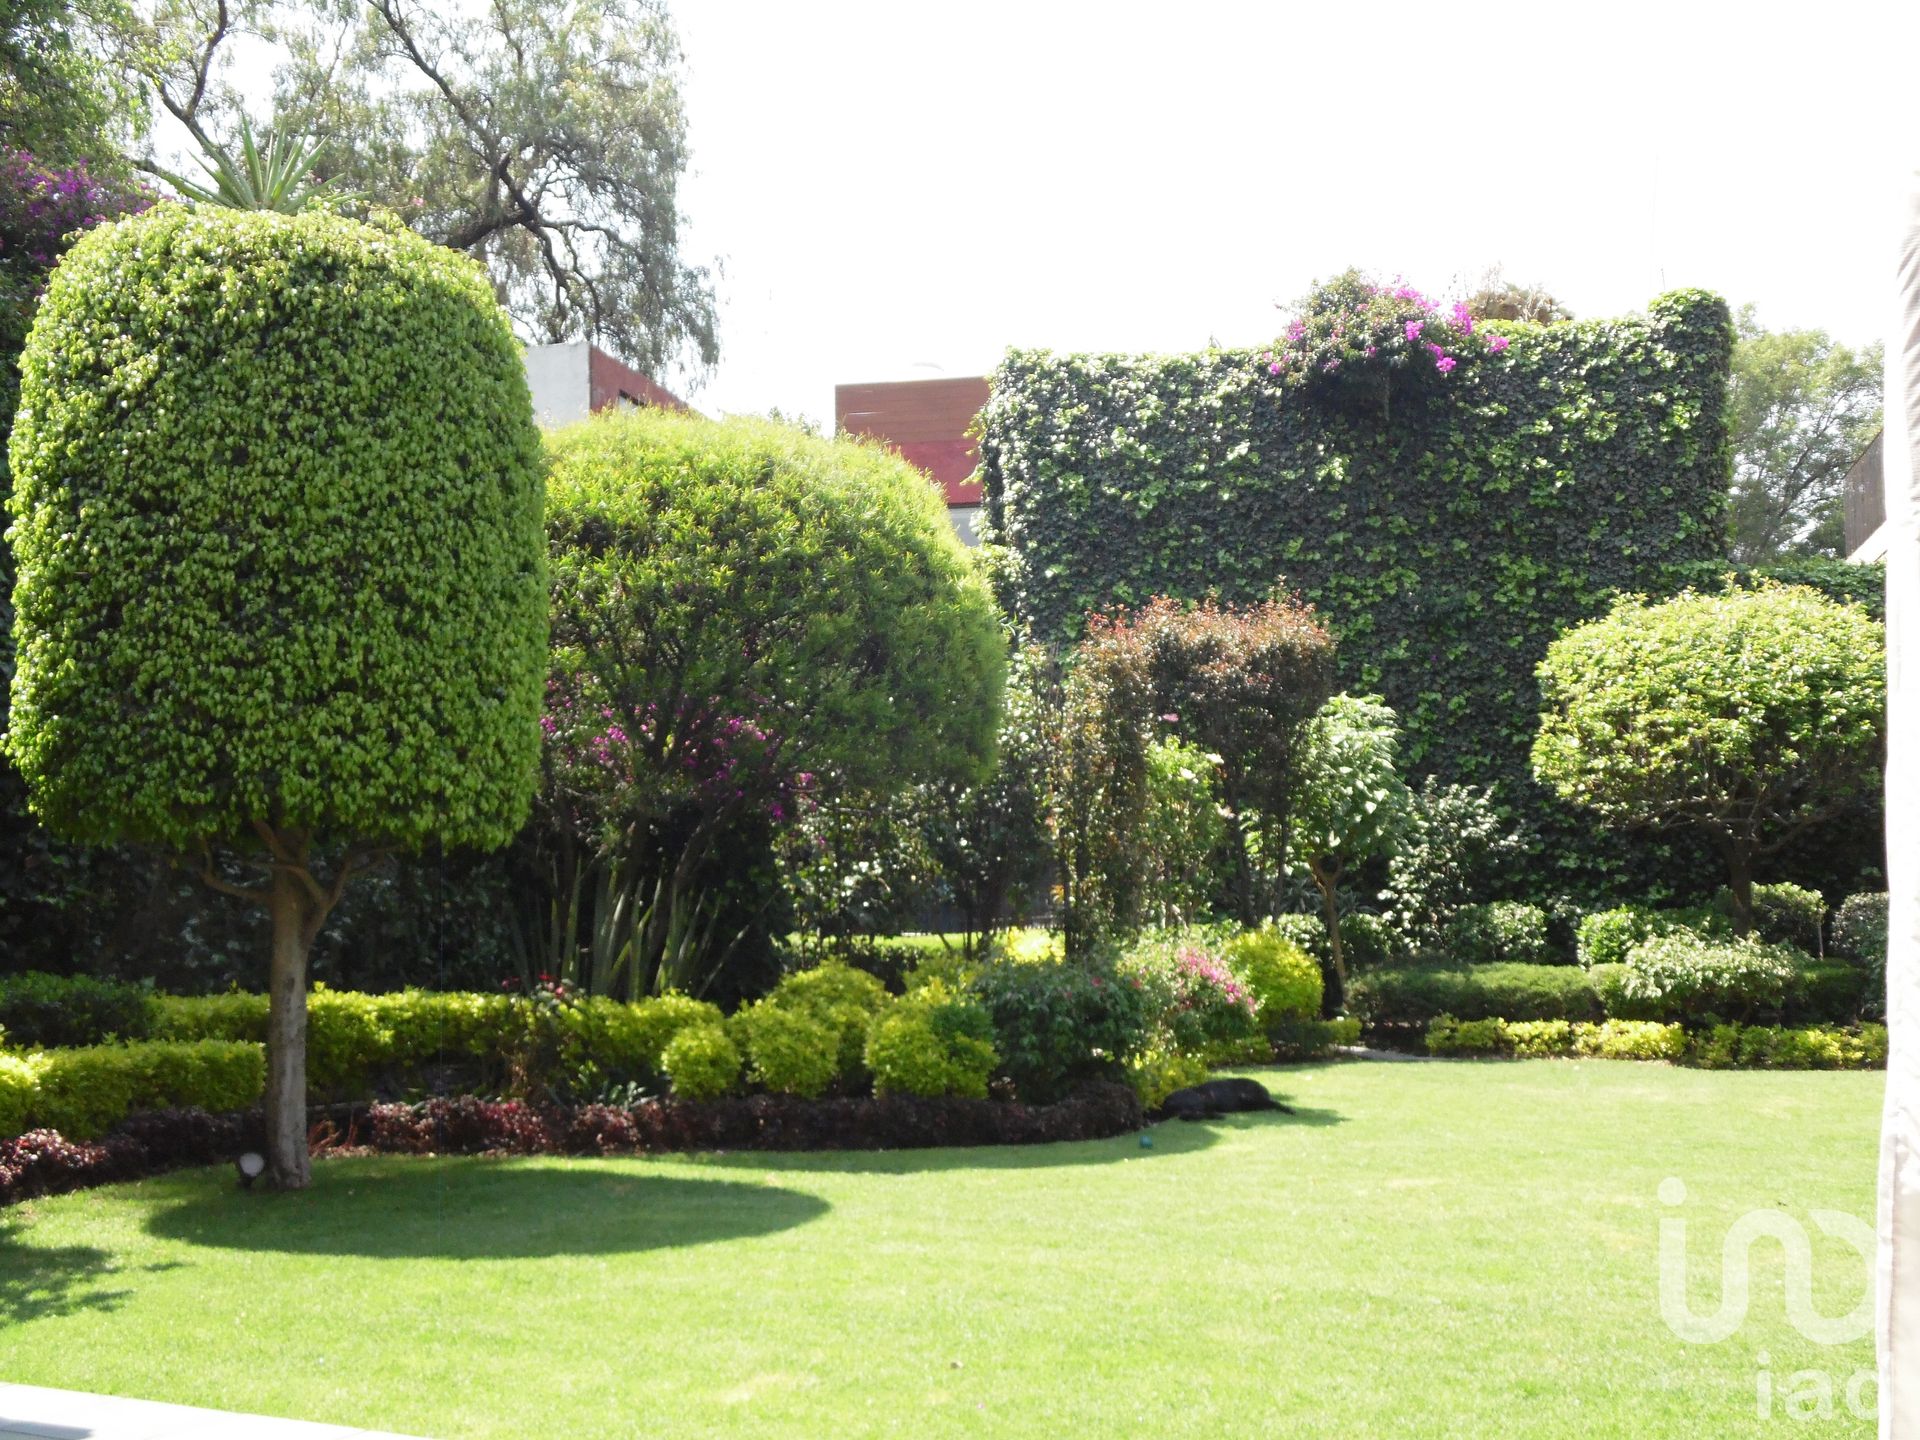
264,867,313,1190
1725,840,1756,939
1311,856,1345,1015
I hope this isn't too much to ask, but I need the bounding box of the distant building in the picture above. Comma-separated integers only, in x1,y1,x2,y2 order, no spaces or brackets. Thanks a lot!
835,377,989,544
523,341,686,428
1843,430,1887,562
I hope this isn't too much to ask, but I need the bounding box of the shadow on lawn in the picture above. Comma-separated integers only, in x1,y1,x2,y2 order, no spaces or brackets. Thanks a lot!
144,1160,829,1260
0,1237,138,1325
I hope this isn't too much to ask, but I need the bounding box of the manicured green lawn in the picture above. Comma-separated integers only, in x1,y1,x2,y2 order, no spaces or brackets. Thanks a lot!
0,1061,1882,1438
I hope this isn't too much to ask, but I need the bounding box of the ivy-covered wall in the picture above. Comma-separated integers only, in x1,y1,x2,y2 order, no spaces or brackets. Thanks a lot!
979,290,1739,898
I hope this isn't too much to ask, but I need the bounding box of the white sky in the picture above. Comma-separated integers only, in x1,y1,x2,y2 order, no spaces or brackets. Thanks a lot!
669,0,1918,427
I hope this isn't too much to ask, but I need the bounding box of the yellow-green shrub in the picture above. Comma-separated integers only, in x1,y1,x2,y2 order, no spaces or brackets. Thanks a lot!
767,964,890,1077
1124,1047,1211,1110
26,1040,265,1139
661,1023,742,1099
864,983,997,1099
0,1053,42,1137
731,1001,839,1098
1225,928,1323,1026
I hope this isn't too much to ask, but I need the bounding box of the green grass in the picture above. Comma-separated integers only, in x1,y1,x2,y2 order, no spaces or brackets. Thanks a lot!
0,1061,1881,1438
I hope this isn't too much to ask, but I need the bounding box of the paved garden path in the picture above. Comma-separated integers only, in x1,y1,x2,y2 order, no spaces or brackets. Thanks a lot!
0,1385,423,1439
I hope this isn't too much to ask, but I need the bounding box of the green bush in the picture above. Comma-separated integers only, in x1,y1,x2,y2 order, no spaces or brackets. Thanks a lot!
730,1000,840,1099
969,956,1154,1103
1223,929,1323,1026
1687,1024,1887,1071
766,964,892,1078
1267,1014,1362,1059
1444,902,1555,966
1577,907,1658,969
1124,1047,1213,1109
1719,882,1827,955
979,288,1733,895
1787,965,1866,1026
865,984,998,1100
1425,1016,1684,1061
1117,932,1263,1055
1348,963,1602,1026
0,1053,37,1137
1534,585,1884,936
1618,933,1803,1022
660,1023,742,1100
1339,913,1403,970
1266,914,1329,962
1832,892,1889,967
24,1039,266,1139
0,971,155,1048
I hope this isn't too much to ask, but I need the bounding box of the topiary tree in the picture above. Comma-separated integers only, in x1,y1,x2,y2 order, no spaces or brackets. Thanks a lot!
1533,584,1884,937
1287,694,1412,1005
538,407,1004,997
6,205,547,1187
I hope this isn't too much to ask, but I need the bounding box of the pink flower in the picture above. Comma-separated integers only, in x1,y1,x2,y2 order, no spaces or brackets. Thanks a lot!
1405,320,1424,342
1489,334,1510,354
1451,301,1474,335
1435,355,1457,374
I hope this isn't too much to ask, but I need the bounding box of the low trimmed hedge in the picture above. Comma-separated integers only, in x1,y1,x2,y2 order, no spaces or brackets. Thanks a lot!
1347,963,1603,1026
1423,1015,1886,1069
0,1040,266,1139
1426,1016,1684,1061
152,988,722,1101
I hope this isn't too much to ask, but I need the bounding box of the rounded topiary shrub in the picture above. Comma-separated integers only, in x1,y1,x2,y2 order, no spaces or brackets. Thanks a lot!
7,205,547,852
731,1000,840,1098
661,1022,742,1100
864,984,997,1099
1224,929,1323,1026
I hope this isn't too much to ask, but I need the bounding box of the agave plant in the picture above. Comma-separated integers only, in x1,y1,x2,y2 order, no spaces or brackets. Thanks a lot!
155,117,352,213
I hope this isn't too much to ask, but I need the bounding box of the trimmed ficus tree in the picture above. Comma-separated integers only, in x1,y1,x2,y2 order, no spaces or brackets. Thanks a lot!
538,408,1005,997
1288,694,1412,1006
1532,584,1884,936
5,206,547,1187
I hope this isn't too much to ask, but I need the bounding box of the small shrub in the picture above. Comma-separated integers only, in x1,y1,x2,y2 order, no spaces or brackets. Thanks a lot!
1339,912,1403,969
1118,934,1261,1055
1126,1047,1214,1109
1787,965,1865,1026
1619,933,1803,1022
1717,881,1827,955
969,956,1154,1103
1577,906,1658,969
660,1023,742,1100
1444,902,1554,966
1224,928,1323,1026
1831,893,1887,1019
1687,1024,1887,1071
1573,1020,1687,1062
1426,1015,1684,1060
0,972,157,1049
1426,1016,1511,1056
1832,892,1889,967
864,985,998,1099
1266,914,1329,962
766,963,891,1078
1268,1015,1361,1059
994,928,1065,965
730,1001,840,1099
0,1054,41,1137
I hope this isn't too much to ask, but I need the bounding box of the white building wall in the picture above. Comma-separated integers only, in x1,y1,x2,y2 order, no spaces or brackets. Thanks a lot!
522,342,592,429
